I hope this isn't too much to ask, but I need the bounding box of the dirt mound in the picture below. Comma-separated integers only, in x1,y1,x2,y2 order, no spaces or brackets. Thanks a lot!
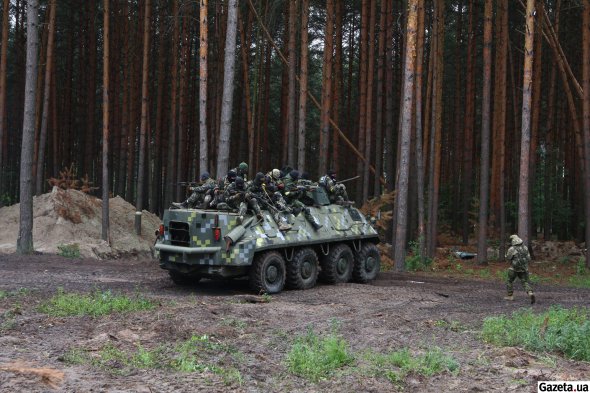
0,187,160,259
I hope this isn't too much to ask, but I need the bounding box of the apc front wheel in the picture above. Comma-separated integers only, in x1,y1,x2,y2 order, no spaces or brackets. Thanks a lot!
249,251,286,294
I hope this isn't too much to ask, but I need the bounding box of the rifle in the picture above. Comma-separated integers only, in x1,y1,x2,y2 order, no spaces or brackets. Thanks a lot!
337,175,360,184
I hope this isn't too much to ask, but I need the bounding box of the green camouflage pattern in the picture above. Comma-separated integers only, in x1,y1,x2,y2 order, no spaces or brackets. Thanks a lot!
155,203,379,279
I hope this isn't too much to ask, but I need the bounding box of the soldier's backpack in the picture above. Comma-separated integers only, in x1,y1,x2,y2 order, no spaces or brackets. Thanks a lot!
510,245,530,271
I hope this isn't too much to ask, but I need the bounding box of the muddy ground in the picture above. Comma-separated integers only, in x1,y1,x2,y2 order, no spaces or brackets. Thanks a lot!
0,254,588,392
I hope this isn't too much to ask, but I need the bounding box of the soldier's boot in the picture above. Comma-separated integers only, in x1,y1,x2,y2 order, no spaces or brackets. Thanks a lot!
273,212,292,231
503,294,514,301
171,201,188,209
528,291,536,304
250,200,264,220
238,203,248,223
303,208,322,230
200,195,212,209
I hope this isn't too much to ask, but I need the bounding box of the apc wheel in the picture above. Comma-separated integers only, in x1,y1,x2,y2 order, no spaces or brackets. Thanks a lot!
287,248,319,290
168,271,201,286
353,243,381,283
320,244,353,284
249,251,286,294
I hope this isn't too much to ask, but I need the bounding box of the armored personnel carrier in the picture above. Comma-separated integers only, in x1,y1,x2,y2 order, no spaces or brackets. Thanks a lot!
154,187,380,294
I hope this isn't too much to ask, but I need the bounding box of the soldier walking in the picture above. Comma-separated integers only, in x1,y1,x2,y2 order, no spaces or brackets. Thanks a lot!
504,234,536,304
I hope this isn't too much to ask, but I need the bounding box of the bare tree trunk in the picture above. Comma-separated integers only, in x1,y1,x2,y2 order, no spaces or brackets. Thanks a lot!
384,0,394,192
35,0,57,196
216,0,238,178
101,0,110,242
135,0,150,235
332,0,343,173
583,0,590,267
477,0,493,264
199,0,208,174
17,0,39,254
297,0,309,173
0,0,9,201
362,0,376,201
319,0,334,177
373,0,386,197
164,0,179,207
356,0,368,201
286,0,297,167
393,0,418,272
518,0,536,245
414,0,426,261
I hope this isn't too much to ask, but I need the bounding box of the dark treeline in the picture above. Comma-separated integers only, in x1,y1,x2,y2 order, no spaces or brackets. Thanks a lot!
2,0,590,266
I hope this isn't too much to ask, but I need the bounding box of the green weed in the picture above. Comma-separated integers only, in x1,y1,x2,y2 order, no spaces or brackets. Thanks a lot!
286,326,354,382
405,239,433,272
568,275,590,288
434,319,465,332
576,257,587,276
57,243,81,258
38,288,154,317
478,269,492,279
364,347,459,383
482,306,590,361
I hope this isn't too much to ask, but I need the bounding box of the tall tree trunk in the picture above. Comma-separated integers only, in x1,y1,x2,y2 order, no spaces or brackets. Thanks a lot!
373,0,387,197
297,0,309,173
492,0,508,259
0,0,9,202
518,0,536,245
216,0,238,177
362,0,376,201
477,0,493,264
164,0,179,208
414,0,426,261
427,1,445,257
462,0,476,244
384,0,394,192
199,0,208,174
286,0,297,167
393,0,418,271
35,0,57,196
135,0,150,235
101,0,110,242
84,0,96,181
319,0,334,177
17,0,39,254
583,0,590,267
356,0,368,201
331,0,343,174
238,16,254,179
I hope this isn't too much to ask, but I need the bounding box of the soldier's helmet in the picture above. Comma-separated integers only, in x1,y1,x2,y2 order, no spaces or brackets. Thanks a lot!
200,172,210,181
227,170,237,182
327,169,337,180
290,170,300,181
235,176,245,189
238,162,248,173
510,234,523,246
271,169,281,180
254,172,265,185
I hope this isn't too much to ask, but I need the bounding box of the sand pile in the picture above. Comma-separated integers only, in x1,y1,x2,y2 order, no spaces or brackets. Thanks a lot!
0,187,161,259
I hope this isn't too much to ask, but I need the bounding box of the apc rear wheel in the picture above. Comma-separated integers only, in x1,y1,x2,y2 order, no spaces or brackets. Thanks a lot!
249,251,286,294
353,243,380,283
168,271,201,286
320,244,353,284
287,248,319,290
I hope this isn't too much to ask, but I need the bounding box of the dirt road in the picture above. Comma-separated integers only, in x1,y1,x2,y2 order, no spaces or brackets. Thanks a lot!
0,254,588,392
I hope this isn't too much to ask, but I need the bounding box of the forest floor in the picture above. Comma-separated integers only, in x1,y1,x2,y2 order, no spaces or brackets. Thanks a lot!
1,253,589,392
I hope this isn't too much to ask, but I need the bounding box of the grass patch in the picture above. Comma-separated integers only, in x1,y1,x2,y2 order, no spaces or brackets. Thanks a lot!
364,347,459,383
405,239,433,272
568,275,590,288
482,306,590,361
38,288,154,317
57,243,81,258
61,335,243,385
286,326,354,382
434,319,466,332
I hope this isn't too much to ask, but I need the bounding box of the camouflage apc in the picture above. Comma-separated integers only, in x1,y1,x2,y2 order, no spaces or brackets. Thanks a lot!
154,187,380,294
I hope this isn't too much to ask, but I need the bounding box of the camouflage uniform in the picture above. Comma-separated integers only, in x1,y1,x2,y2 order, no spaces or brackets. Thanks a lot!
231,162,249,182
222,177,254,224
172,172,216,208
319,170,349,204
283,171,322,230
247,172,289,230
505,234,535,304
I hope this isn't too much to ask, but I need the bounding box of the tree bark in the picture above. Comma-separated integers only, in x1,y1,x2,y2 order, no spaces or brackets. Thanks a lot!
297,0,309,173
101,0,110,243
35,0,57,196
518,0,536,245
362,0,376,201
477,0,493,264
287,0,297,167
17,0,39,254
199,0,208,175
393,0,418,272
216,0,238,177
356,0,368,201
0,0,10,202
583,0,590,267
414,0,426,263
319,0,334,177
135,0,150,235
